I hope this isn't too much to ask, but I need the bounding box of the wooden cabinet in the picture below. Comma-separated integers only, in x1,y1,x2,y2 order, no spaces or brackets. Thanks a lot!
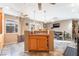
24,31,54,52
29,38,37,50
29,35,49,51
0,13,2,33
0,9,4,49
38,37,48,50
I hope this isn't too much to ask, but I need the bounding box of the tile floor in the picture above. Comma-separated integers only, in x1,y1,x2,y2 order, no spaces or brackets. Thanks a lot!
0,40,76,56
54,39,76,52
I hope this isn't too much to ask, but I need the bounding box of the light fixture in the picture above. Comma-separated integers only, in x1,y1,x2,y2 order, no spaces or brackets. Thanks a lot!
50,3,56,5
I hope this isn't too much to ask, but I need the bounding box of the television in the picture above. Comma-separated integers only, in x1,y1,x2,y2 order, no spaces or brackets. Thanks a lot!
51,23,60,29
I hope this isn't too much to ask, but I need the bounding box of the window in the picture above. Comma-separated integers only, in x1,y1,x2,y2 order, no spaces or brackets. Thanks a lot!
6,20,18,33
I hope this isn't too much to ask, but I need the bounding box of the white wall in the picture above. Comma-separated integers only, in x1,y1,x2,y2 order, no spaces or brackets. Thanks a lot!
0,8,5,48
47,20,72,38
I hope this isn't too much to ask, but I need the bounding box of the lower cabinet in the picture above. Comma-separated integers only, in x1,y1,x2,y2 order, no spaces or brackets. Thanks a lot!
38,37,48,50
29,35,49,51
29,38,37,50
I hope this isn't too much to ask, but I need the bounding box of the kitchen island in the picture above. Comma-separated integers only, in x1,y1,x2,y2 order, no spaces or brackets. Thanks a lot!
24,30,54,52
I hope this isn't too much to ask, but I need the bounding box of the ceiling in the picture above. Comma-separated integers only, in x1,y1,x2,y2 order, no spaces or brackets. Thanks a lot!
0,3,79,22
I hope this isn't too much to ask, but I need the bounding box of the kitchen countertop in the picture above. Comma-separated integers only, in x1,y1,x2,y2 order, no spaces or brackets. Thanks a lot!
29,34,49,36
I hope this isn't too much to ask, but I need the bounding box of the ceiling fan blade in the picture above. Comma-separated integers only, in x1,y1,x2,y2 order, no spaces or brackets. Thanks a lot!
38,3,42,10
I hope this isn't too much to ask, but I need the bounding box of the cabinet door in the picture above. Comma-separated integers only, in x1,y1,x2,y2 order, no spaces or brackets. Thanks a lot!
38,37,48,51
29,38,37,50
0,13,2,33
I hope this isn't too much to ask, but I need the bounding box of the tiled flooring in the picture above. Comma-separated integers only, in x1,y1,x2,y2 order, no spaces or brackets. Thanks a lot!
0,42,24,56
54,40,76,52
0,40,76,56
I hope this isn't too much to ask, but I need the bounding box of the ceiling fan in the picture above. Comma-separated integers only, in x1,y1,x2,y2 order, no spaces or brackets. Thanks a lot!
38,3,56,10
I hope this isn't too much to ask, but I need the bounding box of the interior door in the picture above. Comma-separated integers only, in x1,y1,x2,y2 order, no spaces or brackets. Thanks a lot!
0,13,2,33
38,37,48,51
29,38,37,50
